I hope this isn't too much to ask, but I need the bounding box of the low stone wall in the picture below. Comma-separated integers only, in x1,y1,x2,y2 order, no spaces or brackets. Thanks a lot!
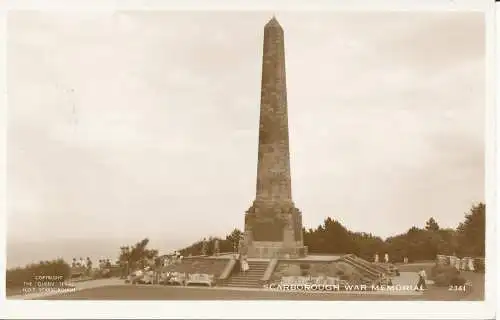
436,255,485,272
270,260,365,284
162,258,230,278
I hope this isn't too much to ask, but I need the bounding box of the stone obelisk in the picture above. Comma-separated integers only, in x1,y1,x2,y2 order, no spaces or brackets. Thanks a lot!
243,17,306,259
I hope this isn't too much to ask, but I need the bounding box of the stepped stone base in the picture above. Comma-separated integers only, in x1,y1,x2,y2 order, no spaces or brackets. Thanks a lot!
243,202,307,259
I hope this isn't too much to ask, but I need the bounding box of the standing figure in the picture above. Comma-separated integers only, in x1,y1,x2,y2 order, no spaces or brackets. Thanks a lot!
374,253,379,263
238,236,247,256
467,258,475,272
240,255,250,274
86,257,92,276
214,239,220,256
384,253,389,264
404,257,409,264
201,239,208,256
120,259,128,279
415,268,427,290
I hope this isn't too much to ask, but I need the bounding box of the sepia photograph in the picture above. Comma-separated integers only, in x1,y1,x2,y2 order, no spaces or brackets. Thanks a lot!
1,1,496,318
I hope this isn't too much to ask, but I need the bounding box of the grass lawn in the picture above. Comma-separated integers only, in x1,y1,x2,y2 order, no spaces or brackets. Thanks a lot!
38,285,427,301
38,277,483,301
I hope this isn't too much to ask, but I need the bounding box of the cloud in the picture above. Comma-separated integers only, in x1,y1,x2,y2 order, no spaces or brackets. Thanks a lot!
7,10,484,257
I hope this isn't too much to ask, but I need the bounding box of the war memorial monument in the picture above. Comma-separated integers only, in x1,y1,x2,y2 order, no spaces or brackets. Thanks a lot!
155,17,392,289
242,16,307,259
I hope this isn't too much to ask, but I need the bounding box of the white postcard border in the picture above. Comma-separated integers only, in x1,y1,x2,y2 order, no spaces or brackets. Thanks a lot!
0,0,496,319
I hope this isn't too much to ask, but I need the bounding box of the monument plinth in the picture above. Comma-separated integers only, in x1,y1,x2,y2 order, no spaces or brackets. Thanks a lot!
243,17,306,259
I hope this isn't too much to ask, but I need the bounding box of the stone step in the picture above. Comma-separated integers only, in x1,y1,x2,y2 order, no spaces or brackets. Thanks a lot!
343,257,380,278
225,283,262,288
222,283,262,288
225,279,263,284
221,260,269,288
347,255,387,274
341,256,382,282
247,265,267,268
223,282,262,287
228,279,262,283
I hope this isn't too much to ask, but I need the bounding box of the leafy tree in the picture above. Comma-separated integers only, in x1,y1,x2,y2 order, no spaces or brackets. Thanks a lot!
225,228,243,251
456,203,485,257
119,238,158,270
425,217,440,231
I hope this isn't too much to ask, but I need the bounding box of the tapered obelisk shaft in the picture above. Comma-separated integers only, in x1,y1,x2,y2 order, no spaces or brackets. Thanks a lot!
243,17,306,258
255,17,292,204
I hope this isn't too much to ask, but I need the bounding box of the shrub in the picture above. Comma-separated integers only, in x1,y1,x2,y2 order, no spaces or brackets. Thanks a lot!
473,258,485,273
6,259,71,289
299,263,310,270
433,273,450,287
431,264,461,287
339,274,350,281
450,275,466,286
431,264,458,279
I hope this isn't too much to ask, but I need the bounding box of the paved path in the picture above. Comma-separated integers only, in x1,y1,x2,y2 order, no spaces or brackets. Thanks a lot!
392,272,419,285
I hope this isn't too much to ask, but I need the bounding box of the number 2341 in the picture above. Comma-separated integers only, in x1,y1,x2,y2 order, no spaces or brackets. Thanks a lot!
448,285,467,291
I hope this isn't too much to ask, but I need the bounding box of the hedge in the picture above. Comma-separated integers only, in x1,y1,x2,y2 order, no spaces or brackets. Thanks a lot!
6,259,71,289
430,264,466,287
473,258,485,273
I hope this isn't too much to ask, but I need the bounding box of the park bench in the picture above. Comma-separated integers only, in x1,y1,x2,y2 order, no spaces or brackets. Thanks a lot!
70,266,88,279
169,272,187,286
186,273,215,287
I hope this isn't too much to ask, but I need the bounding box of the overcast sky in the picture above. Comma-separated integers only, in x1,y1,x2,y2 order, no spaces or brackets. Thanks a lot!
6,11,485,265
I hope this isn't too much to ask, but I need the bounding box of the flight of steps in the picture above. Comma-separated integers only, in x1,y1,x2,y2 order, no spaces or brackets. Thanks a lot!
340,254,384,283
374,262,398,275
348,255,388,275
222,261,269,288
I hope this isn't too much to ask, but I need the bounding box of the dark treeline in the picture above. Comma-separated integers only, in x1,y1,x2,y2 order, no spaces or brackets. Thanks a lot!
179,203,485,262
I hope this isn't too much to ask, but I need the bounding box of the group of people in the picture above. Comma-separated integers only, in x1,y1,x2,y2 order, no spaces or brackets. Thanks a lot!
71,257,92,271
99,259,113,269
71,257,115,277
374,253,410,264
124,252,187,283
163,251,184,267
374,253,391,264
